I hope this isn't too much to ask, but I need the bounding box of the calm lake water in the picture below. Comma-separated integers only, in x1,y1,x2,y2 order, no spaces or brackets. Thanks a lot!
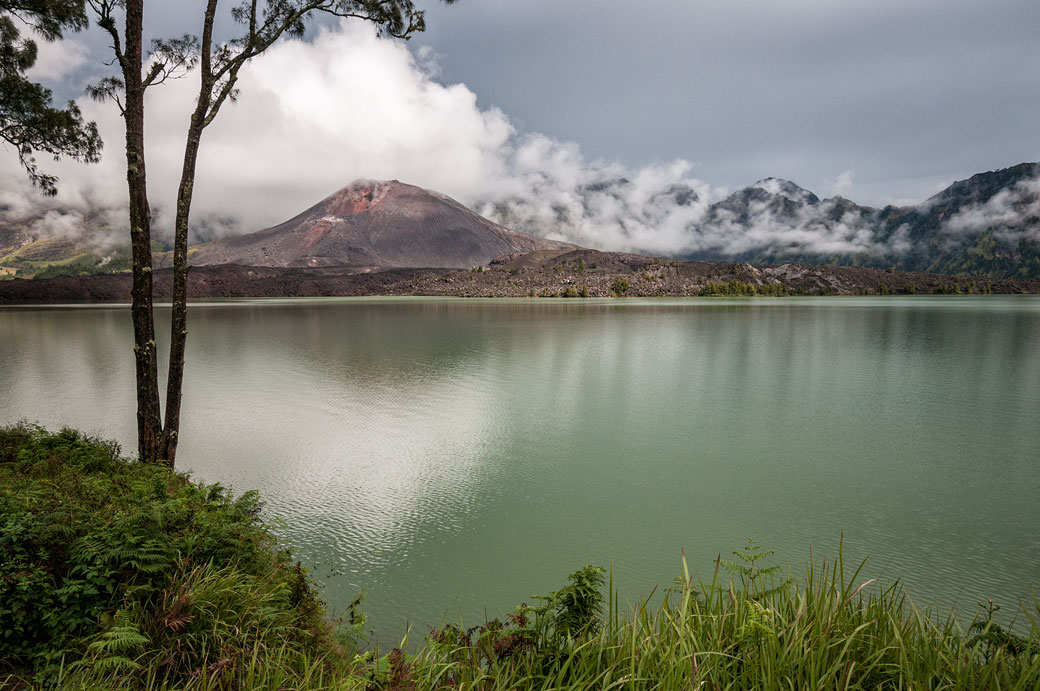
2,296,1039,637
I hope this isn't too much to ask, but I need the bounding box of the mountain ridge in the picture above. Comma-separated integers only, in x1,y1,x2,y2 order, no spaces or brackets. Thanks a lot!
677,162,1040,278
3,162,1039,279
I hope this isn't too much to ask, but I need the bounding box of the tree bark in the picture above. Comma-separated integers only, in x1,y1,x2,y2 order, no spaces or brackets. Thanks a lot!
159,0,219,465
122,0,163,463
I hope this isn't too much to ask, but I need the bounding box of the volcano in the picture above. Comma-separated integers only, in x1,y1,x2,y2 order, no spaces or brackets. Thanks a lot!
187,179,575,270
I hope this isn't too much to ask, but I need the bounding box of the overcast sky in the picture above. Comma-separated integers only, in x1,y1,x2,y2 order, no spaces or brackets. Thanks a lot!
4,0,1039,250
414,0,1040,204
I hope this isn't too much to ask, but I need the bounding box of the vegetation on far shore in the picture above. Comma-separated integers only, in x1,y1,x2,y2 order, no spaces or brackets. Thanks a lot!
2,425,1039,689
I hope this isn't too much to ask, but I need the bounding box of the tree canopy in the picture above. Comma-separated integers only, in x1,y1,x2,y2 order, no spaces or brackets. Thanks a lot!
0,0,101,194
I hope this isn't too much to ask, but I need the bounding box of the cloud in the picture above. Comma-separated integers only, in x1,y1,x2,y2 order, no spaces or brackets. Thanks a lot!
1,20,717,254
472,142,711,254
820,170,855,199
687,195,893,258
0,19,1032,264
25,37,90,82
2,21,517,246
942,177,1040,245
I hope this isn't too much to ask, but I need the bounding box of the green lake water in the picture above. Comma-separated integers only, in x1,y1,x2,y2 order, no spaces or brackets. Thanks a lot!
2,296,1039,638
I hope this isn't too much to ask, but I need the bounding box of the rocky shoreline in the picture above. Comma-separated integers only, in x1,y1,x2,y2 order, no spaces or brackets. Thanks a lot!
2,249,1037,302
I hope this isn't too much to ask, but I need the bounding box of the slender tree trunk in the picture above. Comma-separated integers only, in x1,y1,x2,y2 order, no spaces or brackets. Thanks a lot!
123,0,163,463
158,99,208,465
159,0,219,465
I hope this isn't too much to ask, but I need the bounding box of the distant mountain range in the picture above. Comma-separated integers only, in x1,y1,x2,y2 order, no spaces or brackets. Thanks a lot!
2,163,1039,279
675,162,1040,279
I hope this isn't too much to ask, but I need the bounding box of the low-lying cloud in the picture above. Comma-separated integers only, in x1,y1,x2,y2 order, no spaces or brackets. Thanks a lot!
0,21,724,255
0,20,1035,262
690,198,906,258
942,177,1040,246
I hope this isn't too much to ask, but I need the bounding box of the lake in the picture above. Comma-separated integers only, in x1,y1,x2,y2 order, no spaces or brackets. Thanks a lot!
2,296,1039,638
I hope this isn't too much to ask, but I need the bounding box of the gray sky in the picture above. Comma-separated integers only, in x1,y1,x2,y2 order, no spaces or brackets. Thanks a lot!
4,0,1039,253
414,0,1040,204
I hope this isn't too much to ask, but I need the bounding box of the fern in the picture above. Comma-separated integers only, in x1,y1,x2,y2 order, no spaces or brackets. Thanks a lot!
88,612,151,654
967,600,1038,660
69,610,150,676
720,538,792,600
88,654,143,674
737,599,779,645
1,425,342,686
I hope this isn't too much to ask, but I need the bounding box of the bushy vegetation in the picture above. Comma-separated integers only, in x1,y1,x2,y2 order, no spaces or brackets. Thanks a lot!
0,425,353,689
370,543,1039,690
3,426,1038,689
611,276,630,296
17,255,132,280
698,279,788,296
1,250,134,280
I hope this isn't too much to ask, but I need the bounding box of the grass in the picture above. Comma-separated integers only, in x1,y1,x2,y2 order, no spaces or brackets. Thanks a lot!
371,549,1039,690
2,425,1038,689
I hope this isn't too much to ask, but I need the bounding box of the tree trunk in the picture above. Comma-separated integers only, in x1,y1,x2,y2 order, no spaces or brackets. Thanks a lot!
159,0,218,465
158,113,206,464
123,0,163,463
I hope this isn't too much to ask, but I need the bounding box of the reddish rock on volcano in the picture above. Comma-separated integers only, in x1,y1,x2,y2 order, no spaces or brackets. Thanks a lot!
187,179,574,271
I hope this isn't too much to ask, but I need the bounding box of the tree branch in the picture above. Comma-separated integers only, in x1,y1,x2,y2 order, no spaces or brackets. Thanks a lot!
143,34,201,89
86,0,126,72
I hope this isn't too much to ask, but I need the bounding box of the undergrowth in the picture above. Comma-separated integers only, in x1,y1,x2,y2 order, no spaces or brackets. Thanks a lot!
2,425,1038,689
0,424,356,689
376,544,1039,690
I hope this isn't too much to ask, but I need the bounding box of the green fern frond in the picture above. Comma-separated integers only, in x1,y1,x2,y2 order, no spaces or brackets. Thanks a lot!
720,538,793,600
85,616,150,655
89,654,142,673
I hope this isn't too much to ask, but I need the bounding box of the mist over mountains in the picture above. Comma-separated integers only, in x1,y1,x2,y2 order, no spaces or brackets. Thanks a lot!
3,20,1037,278
3,162,1039,279
474,162,1040,278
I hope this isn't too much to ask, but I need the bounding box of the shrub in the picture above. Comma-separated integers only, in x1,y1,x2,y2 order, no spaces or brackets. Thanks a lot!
611,276,630,296
698,279,784,296
0,425,349,688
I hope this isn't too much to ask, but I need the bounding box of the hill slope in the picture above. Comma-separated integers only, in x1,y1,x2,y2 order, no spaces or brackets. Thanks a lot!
5,165,1039,279
4,250,1037,302
185,179,575,270
680,163,1040,278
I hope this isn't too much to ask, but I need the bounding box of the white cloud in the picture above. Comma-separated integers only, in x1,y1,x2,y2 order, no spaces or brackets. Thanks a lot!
820,170,855,198
943,177,1040,244
2,20,715,254
25,37,90,82
688,196,891,258
2,19,1031,263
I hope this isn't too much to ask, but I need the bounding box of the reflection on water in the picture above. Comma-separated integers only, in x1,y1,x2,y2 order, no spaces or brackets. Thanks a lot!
3,296,1040,637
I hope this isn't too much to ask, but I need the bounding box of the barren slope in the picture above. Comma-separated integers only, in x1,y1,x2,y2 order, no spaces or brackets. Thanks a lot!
187,180,574,270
